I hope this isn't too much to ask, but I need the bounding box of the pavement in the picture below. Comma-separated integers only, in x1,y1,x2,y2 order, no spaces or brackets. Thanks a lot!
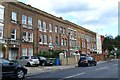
25,59,117,77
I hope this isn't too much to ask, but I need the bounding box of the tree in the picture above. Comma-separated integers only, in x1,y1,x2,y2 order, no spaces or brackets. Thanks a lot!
102,37,114,53
114,35,120,49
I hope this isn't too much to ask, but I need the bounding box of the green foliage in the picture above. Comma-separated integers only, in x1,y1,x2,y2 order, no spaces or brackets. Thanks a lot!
102,37,114,53
114,35,120,49
38,50,63,58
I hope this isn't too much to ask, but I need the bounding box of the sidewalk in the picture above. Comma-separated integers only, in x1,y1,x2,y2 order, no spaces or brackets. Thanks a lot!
26,60,117,77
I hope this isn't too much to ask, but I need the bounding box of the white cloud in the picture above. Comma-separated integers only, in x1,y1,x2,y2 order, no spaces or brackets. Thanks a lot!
26,0,119,37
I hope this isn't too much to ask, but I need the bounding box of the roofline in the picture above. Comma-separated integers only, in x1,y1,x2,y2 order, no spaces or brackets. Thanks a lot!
7,1,96,35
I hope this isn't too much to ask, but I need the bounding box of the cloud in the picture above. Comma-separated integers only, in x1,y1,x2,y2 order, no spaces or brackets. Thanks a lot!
26,0,118,37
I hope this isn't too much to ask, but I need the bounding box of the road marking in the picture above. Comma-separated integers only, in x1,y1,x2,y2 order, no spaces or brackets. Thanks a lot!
65,72,85,78
112,64,118,66
95,66,108,71
58,72,85,80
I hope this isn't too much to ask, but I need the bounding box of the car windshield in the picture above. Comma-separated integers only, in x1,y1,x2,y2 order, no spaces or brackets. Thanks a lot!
39,57,46,60
87,57,93,60
80,56,86,60
31,56,38,59
0,59,10,64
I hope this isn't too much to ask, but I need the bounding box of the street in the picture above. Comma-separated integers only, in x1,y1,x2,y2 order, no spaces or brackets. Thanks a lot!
25,60,119,80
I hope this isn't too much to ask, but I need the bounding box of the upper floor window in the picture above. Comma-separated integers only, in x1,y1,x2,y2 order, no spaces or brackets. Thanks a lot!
74,30,76,37
61,38,64,46
63,28,66,34
22,31,28,42
0,23,3,39
11,29,16,40
44,35,47,44
55,25,58,33
39,34,43,44
49,24,52,32
22,15,27,28
49,36,52,44
38,20,42,31
28,17,32,29
64,39,67,46
22,15,27,24
0,5,4,22
11,12,17,23
60,27,63,34
28,33,33,42
43,21,46,32
55,36,58,45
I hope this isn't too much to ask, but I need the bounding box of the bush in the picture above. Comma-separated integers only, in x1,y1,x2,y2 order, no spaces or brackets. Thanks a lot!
38,50,63,58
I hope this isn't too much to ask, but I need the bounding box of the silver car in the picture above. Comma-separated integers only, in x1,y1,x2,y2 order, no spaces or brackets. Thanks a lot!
18,56,39,67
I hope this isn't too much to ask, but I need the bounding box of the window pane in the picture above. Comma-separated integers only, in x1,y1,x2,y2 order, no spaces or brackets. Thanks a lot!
49,24,52,32
43,22,46,31
22,15,27,24
38,20,41,29
28,17,32,26
12,12,17,21
55,37,58,44
55,25,58,33
22,48,27,56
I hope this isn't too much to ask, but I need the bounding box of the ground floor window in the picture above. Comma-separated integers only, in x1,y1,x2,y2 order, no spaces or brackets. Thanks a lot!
22,48,27,56
28,48,33,56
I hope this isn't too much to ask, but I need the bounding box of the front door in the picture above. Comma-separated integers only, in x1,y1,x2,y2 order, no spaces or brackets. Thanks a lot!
9,48,18,60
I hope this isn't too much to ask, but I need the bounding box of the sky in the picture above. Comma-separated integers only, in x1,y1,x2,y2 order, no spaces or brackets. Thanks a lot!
18,0,119,38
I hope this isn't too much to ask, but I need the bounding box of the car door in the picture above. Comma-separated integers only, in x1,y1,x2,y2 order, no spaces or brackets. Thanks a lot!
2,59,15,74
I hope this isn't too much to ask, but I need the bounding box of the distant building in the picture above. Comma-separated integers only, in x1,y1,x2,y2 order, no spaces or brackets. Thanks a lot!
96,34,102,54
105,34,113,39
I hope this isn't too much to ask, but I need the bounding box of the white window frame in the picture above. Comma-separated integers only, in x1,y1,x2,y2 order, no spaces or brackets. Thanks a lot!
44,35,47,45
28,33,33,42
55,25,58,33
63,28,66,34
11,29,16,40
38,20,42,31
43,21,46,32
28,48,33,56
64,39,67,46
0,5,4,23
60,27,62,34
0,23,3,39
11,11,17,23
22,15,27,28
28,17,32,29
39,34,43,44
55,37,58,45
61,38,64,46
49,36,52,44
22,31,28,42
22,48,27,56
49,24,52,32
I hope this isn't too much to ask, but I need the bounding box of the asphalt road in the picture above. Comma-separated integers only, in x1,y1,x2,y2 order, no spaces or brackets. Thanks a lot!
25,60,119,80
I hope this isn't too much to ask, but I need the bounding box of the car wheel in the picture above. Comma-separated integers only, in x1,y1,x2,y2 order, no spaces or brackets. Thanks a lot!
94,63,96,66
15,69,25,79
27,62,31,67
42,62,45,66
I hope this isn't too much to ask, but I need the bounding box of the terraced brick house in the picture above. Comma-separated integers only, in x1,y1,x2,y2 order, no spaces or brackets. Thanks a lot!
1,1,97,60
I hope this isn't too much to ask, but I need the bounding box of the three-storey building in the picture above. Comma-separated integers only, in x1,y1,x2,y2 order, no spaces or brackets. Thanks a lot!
1,1,97,60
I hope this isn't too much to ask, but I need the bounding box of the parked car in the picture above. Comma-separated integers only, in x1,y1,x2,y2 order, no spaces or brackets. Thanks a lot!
78,56,97,67
0,58,27,79
38,56,54,66
18,56,39,67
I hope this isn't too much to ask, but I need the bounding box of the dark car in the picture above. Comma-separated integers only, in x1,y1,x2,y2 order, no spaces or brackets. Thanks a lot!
38,56,54,66
78,56,97,67
0,58,27,79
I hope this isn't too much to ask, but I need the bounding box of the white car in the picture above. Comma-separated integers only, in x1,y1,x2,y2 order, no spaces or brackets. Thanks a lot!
18,56,39,67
